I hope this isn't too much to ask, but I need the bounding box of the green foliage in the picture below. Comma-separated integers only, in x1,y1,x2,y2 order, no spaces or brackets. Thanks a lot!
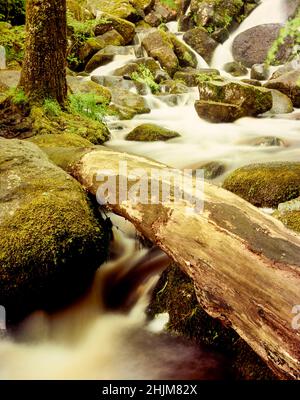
43,99,62,118
266,9,300,65
196,72,223,83
131,65,160,94
0,0,25,25
0,23,25,64
68,93,110,122
159,0,177,11
8,87,27,105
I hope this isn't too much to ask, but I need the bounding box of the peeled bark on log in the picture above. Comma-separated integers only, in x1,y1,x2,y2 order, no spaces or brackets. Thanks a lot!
46,146,300,379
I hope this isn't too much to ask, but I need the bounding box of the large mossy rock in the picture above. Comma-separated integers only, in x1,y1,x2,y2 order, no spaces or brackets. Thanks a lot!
232,24,293,67
183,27,218,64
85,0,152,20
125,123,180,141
194,78,272,122
110,87,150,119
222,162,300,208
93,13,136,44
0,138,110,322
67,76,112,103
147,263,275,380
264,70,300,107
142,30,180,76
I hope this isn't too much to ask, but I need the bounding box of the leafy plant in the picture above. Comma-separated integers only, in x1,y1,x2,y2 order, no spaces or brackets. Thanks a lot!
8,87,27,105
68,93,109,122
131,65,160,94
0,23,25,64
266,8,300,65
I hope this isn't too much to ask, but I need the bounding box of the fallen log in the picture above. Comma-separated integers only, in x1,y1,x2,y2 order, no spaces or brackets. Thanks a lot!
46,145,300,379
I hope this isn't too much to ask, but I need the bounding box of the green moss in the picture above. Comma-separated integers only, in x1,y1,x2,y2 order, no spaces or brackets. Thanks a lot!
147,264,276,380
126,123,180,141
27,133,95,149
273,210,300,233
8,87,27,105
223,162,300,207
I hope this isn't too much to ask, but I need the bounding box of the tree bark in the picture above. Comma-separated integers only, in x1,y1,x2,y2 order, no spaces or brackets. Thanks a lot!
45,146,300,379
19,0,67,105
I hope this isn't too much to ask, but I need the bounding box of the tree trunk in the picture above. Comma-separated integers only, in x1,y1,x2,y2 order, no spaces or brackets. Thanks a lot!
19,0,67,105
45,146,300,379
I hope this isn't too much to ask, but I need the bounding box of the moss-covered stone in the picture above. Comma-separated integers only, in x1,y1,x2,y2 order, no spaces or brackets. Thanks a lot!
142,30,179,76
174,68,220,87
0,138,110,322
264,70,300,108
222,162,300,207
27,133,95,148
93,13,136,44
183,27,218,63
273,197,300,233
110,87,150,119
147,264,276,380
169,33,197,69
223,61,248,77
85,0,150,20
195,79,273,122
126,123,180,141
67,76,112,103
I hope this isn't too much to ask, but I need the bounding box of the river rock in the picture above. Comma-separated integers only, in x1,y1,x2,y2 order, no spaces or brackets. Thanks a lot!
232,24,293,67
125,123,180,141
241,136,286,147
196,161,226,179
113,57,161,77
0,138,109,322
142,30,179,76
93,13,136,44
144,1,177,26
110,88,150,119
91,75,148,95
85,0,152,20
268,89,294,115
67,76,112,103
169,34,198,69
195,79,272,122
250,63,270,80
183,28,218,64
223,61,248,77
174,68,220,87
222,162,300,207
264,70,300,107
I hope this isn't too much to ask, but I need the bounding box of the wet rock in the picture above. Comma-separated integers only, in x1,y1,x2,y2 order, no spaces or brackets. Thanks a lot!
195,79,272,122
240,79,262,87
222,162,300,207
264,70,300,107
142,30,179,76
250,64,270,81
270,57,300,79
232,24,293,67
67,77,112,103
169,34,198,69
174,68,220,87
183,28,218,64
110,88,150,119
27,133,95,148
160,79,190,94
268,89,294,115
223,61,248,77
241,136,286,147
93,13,136,44
178,14,195,32
0,138,109,322
196,161,226,179
125,123,180,141
113,57,161,77
91,75,148,95
195,100,241,123
154,69,170,83
85,0,151,20
144,1,177,26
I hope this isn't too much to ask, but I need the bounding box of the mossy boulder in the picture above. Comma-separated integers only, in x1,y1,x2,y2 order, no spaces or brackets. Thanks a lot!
147,263,275,380
183,28,218,64
168,33,198,69
264,70,300,108
85,0,149,20
222,162,300,207
67,76,112,103
273,197,300,233
110,87,150,119
125,123,180,141
174,68,220,87
250,64,270,81
93,13,135,44
195,79,273,122
27,133,95,149
0,138,110,322
142,30,179,76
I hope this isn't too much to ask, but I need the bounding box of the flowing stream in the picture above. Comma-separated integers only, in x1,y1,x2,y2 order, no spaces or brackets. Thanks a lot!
0,0,299,379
